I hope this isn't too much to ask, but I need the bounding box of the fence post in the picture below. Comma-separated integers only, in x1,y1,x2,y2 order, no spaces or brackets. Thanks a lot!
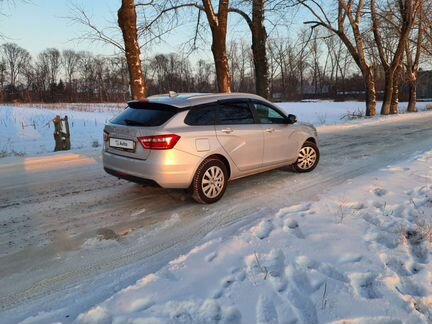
53,115,71,151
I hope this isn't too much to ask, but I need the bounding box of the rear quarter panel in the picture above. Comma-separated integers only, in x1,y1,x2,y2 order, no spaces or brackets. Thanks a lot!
162,110,240,179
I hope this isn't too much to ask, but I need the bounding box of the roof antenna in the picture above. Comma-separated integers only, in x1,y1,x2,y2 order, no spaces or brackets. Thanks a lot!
169,91,178,98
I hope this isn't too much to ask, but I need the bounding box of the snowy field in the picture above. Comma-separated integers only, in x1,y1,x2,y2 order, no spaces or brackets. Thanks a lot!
75,149,432,324
0,105,118,157
1,101,431,158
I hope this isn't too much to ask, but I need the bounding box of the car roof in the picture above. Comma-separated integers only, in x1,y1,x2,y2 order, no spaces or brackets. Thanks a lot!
129,92,274,109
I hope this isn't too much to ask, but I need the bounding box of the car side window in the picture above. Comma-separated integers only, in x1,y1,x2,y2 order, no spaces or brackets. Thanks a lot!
184,105,217,125
217,102,254,125
254,103,286,124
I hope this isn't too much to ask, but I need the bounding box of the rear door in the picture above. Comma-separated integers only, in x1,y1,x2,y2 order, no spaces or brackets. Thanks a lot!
215,100,263,171
252,101,297,166
104,103,177,160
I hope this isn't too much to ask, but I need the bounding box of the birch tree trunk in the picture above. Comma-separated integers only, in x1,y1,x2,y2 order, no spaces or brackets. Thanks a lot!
118,0,147,99
407,76,418,112
390,65,402,114
363,66,377,117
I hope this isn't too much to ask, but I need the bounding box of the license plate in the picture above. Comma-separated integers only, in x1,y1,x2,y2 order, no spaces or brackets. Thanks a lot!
109,138,135,151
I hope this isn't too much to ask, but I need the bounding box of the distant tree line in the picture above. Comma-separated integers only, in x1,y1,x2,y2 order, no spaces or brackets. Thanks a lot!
2,37,432,105
0,43,217,103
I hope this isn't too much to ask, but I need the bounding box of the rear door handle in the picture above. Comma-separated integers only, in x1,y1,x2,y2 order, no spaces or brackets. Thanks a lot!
221,128,233,134
265,128,275,133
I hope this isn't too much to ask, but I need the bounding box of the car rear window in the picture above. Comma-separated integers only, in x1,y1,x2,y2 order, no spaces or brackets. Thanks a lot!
110,103,177,127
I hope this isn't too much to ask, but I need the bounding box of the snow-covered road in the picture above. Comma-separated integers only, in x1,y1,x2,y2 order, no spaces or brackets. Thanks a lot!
1,112,432,323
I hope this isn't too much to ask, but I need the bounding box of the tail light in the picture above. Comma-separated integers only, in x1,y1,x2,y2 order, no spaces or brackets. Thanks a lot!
138,134,180,150
103,131,109,141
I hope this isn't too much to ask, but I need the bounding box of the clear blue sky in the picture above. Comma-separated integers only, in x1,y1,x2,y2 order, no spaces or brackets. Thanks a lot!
0,0,124,55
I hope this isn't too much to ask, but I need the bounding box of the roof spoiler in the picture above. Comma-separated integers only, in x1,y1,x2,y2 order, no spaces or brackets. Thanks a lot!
127,100,179,111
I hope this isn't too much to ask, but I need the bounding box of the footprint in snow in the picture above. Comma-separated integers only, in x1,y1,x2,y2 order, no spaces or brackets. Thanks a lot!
284,218,298,229
403,229,430,264
296,256,350,283
256,295,279,324
221,275,235,288
373,187,388,197
205,252,217,263
276,203,311,219
349,272,382,299
394,277,427,297
338,253,363,264
285,264,323,294
416,185,430,196
364,231,399,249
282,279,319,324
405,261,423,275
251,219,273,240
283,218,305,239
244,249,288,291
381,256,411,277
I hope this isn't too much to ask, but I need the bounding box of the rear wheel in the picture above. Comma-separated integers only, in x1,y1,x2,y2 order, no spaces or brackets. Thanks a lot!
191,158,228,204
292,141,320,173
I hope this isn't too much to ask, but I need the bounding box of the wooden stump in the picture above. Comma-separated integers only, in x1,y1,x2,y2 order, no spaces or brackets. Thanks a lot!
53,115,71,151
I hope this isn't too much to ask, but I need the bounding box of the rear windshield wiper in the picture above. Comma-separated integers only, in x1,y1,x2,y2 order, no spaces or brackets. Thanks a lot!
123,119,146,126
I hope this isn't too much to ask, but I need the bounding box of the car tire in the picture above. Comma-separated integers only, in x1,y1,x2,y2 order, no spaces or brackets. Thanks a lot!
191,158,228,204
292,141,320,173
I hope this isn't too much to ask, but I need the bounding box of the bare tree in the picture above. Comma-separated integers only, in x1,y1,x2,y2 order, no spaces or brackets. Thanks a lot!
0,42,30,87
0,58,5,101
62,50,81,86
325,35,354,96
34,52,50,100
296,0,377,116
371,0,420,114
196,59,216,92
118,0,147,99
308,30,323,94
38,48,61,85
0,58,5,85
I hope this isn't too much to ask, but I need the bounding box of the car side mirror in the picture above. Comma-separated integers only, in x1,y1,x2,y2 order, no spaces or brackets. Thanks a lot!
287,114,297,124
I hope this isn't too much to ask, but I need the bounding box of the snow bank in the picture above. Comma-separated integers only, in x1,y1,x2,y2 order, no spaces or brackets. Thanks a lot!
72,150,432,323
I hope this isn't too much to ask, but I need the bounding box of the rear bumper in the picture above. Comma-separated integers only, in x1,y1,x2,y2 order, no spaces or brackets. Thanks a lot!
102,149,201,189
104,167,160,187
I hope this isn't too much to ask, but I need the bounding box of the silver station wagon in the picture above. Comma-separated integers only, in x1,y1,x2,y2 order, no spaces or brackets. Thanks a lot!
103,93,319,203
